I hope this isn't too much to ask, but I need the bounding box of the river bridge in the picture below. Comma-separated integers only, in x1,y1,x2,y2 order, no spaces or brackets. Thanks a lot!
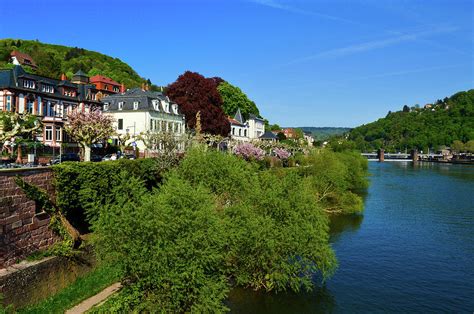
361,150,444,162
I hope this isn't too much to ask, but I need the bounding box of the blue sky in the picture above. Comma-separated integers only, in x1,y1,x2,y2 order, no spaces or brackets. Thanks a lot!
0,0,472,127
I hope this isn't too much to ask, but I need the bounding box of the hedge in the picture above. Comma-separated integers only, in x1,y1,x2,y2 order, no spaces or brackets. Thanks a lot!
52,159,163,232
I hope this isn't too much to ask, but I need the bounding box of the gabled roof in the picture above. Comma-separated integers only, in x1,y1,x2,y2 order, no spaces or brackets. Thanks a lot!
234,108,244,124
10,50,37,68
73,70,88,77
228,116,245,126
90,75,120,86
248,113,265,122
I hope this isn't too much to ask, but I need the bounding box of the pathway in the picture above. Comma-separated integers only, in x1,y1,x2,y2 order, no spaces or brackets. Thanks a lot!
65,282,122,314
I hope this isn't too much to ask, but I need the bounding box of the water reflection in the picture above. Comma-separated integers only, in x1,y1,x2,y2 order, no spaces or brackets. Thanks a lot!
329,214,363,241
227,285,336,314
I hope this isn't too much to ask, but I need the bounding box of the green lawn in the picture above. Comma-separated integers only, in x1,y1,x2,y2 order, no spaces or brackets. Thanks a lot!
19,264,120,314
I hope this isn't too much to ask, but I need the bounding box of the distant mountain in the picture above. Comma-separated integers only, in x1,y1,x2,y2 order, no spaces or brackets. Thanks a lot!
348,89,474,152
297,127,352,140
0,39,149,88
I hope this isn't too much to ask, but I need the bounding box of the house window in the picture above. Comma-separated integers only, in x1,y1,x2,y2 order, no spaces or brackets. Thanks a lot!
6,96,11,111
232,127,235,135
118,119,123,130
104,84,108,91
27,101,33,114
118,102,123,110
113,86,119,92
244,129,247,137
133,101,139,110
150,119,153,130
152,100,159,111
45,126,53,141
103,103,109,111
55,127,61,142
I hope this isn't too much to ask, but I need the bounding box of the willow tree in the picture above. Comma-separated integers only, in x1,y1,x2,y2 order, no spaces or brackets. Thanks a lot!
65,109,114,161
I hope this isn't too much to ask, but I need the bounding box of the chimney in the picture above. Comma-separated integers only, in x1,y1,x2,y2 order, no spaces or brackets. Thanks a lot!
145,84,149,91
141,83,145,91
60,73,67,81
120,83,126,93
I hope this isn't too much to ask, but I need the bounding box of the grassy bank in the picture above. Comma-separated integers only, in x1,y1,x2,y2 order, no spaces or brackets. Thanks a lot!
18,264,119,314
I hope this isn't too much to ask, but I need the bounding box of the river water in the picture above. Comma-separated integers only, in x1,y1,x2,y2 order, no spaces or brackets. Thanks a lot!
228,162,474,313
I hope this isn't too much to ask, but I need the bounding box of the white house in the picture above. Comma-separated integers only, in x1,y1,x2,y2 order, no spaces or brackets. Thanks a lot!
101,88,185,152
228,108,266,141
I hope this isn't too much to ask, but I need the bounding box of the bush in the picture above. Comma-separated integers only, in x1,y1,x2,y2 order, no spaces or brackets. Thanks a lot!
53,158,164,231
93,173,228,312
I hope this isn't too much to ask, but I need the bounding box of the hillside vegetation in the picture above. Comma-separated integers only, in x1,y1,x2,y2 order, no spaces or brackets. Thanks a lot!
348,90,474,152
299,127,351,140
0,39,147,88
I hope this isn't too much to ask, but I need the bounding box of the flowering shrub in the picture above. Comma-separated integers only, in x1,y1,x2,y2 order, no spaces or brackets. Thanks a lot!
274,147,290,159
234,142,265,160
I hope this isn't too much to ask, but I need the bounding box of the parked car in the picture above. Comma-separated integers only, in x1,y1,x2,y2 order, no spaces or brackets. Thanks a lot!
91,155,103,162
123,154,136,160
50,153,80,165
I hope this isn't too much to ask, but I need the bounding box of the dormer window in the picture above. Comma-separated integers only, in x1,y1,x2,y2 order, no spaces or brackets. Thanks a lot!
152,100,160,111
118,102,124,110
103,103,109,111
23,80,35,89
113,86,119,93
42,85,54,93
164,103,169,113
172,104,178,114
133,101,139,110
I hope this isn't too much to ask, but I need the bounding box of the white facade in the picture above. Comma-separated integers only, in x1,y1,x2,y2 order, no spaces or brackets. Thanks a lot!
228,109,265,142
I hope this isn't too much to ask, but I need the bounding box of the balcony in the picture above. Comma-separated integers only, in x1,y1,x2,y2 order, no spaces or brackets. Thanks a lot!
42,116,65,123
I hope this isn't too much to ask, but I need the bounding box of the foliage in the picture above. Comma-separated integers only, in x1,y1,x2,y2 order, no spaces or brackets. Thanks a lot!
166,71,230,136
233,142,265,161
297,149,368,214
298,127,352,141
0,39,146,88
349,90,474,152
52,158,164,231
0,112,41,158
64,109,114,161
93,173,229,312
217,81,260,119
90,147,365,311
19,265,120,314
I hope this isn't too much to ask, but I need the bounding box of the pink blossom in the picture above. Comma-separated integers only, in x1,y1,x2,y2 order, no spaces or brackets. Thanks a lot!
234,142,265,161
274,147,290,160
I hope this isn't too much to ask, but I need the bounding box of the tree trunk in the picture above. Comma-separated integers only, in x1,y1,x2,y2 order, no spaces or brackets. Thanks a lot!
16,144,22,164
84,144,91,162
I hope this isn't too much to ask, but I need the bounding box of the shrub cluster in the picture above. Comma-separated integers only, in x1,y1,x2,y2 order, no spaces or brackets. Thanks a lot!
91,147,365,312
52,158,163,231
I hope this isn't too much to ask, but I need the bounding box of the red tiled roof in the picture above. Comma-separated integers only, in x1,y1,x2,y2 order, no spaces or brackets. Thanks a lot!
10,50,37,67
90,75,120,86
228,116,245,126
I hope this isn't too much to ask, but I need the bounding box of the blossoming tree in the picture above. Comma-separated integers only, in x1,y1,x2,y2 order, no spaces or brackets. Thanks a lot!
233,142,265,161
64,109,114,161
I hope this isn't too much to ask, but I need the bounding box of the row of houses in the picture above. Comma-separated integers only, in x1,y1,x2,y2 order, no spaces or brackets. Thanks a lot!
1,51,302,154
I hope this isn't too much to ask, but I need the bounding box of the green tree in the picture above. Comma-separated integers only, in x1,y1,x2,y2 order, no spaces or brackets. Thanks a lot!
217,81,260,119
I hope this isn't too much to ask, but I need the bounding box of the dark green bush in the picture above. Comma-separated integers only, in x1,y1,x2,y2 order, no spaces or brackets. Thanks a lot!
52,158,164,231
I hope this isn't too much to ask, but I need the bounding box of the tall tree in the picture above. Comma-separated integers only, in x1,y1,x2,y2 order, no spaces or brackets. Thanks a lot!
64,109,114,161
166,71,230,136
217,81,260,119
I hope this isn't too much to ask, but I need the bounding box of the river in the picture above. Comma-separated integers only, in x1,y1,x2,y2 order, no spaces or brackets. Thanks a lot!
228,162,474,313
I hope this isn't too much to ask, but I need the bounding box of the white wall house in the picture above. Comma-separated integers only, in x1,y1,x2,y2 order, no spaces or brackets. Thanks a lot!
102,88,185,152
228,108,266,141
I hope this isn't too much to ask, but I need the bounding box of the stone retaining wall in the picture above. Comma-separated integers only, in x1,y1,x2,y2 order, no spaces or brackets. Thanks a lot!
0,168,59,268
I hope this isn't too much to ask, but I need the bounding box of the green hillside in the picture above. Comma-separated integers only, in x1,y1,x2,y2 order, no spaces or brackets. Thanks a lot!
299,127,351,140
0,39,148,88
348,89,474,152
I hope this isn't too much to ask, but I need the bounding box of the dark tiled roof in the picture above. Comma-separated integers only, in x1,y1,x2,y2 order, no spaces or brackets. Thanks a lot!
234,108,244,124
101,88,183,116
248,113,265,121
73,70,88,77
260,131,277,140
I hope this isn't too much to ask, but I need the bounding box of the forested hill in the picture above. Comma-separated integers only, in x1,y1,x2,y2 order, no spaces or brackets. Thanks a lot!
299,127,351,140
348,89,474,152
0,39,148,88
